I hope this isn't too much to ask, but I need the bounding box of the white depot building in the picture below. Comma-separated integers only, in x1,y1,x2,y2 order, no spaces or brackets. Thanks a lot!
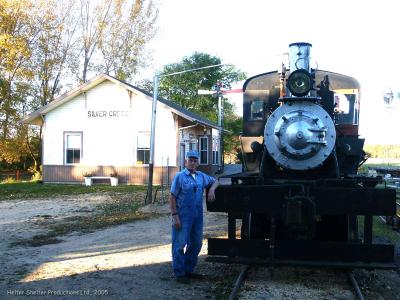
24,74,220,184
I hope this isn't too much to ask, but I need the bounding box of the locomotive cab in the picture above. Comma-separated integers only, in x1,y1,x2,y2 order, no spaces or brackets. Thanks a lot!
207,43,396,268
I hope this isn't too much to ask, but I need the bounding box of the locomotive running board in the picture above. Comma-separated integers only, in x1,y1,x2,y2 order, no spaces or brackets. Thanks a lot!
207,238,395,267
205,256,396,270
208,185,396,215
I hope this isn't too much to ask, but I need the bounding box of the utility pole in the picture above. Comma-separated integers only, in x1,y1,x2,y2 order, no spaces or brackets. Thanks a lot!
146,73,159,204
215,81,224,172
146,63,228,204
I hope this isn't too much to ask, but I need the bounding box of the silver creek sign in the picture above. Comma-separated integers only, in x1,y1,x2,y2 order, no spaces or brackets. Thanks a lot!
87,110,129,118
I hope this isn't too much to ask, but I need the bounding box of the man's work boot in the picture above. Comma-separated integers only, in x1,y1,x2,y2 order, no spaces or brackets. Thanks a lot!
186,273,204,280
175,276,190,284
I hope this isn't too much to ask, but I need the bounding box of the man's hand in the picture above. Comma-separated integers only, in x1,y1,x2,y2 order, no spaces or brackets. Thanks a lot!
207,189,216,203
207,180,219,203
173,214,181,230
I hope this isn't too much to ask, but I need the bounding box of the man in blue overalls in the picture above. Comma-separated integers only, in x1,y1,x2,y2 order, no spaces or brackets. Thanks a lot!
169,150,219,283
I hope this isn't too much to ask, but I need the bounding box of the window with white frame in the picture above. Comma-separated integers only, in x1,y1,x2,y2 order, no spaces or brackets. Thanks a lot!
189,142,197,151
199,136,208,165
137,132,150,165
212,137,219,165
64,132,82,164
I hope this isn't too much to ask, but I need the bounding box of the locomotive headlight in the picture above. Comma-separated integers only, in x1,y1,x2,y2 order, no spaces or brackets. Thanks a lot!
287,69,312,97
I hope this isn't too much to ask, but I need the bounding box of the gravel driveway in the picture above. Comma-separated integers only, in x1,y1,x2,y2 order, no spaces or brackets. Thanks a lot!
0,195,239,300
2,194,400,299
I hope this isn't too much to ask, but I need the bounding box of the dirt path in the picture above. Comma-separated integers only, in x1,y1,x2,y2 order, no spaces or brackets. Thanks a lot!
0,196,239,300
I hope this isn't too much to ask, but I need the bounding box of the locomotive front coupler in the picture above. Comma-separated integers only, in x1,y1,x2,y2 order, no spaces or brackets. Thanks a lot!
283,194,316,240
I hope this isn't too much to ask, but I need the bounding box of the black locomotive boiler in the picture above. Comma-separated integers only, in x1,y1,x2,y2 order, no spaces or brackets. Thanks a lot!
207,42,396,268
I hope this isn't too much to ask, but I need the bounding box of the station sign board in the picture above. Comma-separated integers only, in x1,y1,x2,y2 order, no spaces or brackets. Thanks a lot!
180,138,198,143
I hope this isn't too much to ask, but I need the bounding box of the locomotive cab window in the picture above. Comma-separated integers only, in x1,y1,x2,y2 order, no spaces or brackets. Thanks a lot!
333,91,359,125
315,71,361,126
250,99,264,120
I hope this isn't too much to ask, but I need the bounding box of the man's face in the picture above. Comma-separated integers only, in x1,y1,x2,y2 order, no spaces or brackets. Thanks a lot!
185,157,199,172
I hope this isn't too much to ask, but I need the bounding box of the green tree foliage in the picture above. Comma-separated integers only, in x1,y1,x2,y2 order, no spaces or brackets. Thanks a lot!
150,52,246,161
157,52,245,122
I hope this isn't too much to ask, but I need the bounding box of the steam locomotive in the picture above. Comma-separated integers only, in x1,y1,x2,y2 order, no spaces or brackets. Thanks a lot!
207,43,396,267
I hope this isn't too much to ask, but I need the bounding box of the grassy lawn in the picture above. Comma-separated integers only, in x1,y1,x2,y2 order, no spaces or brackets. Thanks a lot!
10,194,158,247
364,163,400,168
358,216,400,244
372,217,400,244
0,181,147,201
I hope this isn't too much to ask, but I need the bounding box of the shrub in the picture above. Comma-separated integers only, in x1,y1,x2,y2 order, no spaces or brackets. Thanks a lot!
82,172,95,177
1,177,17,184
30,171,42,182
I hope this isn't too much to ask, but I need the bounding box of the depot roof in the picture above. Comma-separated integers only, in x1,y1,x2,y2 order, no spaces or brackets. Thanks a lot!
23,73,220,130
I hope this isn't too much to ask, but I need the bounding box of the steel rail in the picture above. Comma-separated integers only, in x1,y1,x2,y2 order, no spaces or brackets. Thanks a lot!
347,270,365,300
228,265,250,300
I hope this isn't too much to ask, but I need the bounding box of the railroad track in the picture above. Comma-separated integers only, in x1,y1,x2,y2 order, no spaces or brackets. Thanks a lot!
228,265,365,300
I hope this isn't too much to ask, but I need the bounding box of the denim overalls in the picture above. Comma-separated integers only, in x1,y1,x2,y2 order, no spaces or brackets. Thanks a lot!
170,168,215,277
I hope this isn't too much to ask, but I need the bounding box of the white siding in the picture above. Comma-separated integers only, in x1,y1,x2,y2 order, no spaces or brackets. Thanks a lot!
43,80,177,167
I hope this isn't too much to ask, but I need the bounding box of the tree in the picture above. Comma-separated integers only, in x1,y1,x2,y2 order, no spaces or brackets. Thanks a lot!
31,0,79,108
146,52,246,162
157,52,245,122
0,0,159,173
77,0,113,82
0,0,38,164
99,0,158,81
76,0,158,82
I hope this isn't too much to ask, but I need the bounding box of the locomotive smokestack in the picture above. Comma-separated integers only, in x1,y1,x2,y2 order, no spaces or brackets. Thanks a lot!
289,42,312,72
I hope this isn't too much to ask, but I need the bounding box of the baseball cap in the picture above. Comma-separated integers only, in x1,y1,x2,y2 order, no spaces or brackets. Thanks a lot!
186,150,199,159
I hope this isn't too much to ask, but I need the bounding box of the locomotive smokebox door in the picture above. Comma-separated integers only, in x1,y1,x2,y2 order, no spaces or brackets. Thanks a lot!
264,101,336,170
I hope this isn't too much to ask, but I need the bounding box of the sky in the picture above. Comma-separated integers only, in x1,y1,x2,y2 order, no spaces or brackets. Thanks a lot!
138,0,400,145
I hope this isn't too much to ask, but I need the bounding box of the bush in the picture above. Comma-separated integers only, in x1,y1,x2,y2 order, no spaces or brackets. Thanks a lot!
82,172,95,177
1,177,17,184
30,171,42,182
